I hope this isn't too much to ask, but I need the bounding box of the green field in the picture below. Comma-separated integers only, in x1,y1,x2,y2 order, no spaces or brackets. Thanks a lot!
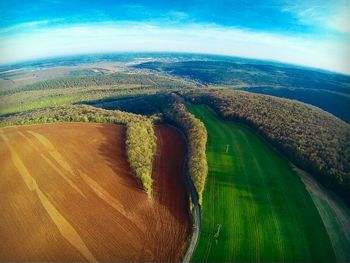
188,104,336,262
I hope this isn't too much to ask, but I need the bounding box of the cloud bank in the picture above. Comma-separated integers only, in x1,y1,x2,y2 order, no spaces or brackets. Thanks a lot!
0,22,349,74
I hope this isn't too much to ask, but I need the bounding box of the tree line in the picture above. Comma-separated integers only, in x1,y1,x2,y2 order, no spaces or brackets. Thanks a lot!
164,94,208,205
126,120,157,197
184,89,350,204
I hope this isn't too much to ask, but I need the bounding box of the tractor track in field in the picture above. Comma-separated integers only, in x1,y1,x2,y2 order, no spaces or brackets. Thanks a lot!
294,165,350,262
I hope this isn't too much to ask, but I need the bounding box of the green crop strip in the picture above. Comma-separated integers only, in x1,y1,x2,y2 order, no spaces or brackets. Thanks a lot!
188,104,335,262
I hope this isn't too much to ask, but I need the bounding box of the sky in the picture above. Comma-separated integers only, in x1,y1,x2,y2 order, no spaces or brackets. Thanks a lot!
0,0,349,74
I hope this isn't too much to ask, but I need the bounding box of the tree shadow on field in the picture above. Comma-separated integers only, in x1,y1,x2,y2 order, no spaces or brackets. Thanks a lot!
94,124,145,194
96,123,191,226
152,125,191,226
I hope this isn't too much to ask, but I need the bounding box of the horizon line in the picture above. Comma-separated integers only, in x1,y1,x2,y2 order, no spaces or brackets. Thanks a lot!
0,51,348,76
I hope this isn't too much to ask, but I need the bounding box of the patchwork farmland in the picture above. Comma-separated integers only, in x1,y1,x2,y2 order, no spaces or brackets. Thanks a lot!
188,104,337,262
0,123,190,262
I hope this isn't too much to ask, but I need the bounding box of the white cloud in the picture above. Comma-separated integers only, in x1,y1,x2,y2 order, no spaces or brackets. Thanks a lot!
0,20,51,34
0,22,349,74
282,0,350,36
326,6,350,34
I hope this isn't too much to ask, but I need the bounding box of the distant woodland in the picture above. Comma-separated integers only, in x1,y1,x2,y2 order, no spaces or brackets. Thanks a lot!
1,72,195,96
184,89,350,203
0,72,196,115
135,60,350,124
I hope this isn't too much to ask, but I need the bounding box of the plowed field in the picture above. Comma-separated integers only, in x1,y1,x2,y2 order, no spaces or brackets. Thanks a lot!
0,123,190,262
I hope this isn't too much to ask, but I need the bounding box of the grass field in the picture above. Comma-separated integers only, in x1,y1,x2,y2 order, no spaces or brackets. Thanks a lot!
296,166,350,262
188,104,336,262
0,123,189,261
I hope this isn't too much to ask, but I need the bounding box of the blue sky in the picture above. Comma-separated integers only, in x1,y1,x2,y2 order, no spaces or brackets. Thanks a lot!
0,0,349,73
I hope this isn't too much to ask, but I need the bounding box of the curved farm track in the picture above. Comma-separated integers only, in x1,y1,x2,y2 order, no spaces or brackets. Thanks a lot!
0,123,190,262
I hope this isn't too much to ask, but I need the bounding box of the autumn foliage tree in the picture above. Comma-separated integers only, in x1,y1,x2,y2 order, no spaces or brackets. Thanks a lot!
125,120,156,197
164,95,208,205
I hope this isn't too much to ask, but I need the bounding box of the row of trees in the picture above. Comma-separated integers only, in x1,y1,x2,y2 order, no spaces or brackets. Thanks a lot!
164,95,208,205
126,120,157,197
185,89,350,203
0,104,157,198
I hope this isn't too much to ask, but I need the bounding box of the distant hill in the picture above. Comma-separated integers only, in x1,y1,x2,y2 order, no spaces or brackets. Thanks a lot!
133,59,350,122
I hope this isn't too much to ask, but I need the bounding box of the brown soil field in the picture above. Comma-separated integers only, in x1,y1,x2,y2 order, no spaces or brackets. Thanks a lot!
0,123,190,262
